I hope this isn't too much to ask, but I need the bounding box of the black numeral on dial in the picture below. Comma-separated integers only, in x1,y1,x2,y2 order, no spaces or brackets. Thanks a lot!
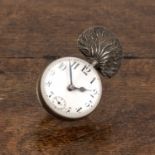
71,61,80,70
49,91,54,98
90,77,96,84
46,81,52,87
58,62,67,71
81,65,91,75
76,107,82,112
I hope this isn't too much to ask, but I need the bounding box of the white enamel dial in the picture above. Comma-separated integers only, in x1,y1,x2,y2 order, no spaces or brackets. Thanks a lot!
40,57,102,119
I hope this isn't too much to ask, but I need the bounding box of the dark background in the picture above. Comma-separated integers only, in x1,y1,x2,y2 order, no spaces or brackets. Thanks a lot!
0,0,155,154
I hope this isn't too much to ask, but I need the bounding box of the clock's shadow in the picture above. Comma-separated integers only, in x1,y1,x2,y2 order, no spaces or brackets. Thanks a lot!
17,114,112,154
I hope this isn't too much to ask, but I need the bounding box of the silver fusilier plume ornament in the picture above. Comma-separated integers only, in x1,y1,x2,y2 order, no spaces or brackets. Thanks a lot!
77,26,123,78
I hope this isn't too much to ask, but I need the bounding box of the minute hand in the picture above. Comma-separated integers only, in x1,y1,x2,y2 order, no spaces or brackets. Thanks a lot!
69,60,73,86
67,60,75,91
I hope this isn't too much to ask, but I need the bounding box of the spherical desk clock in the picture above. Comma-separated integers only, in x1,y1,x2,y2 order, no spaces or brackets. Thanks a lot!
37,26,123,119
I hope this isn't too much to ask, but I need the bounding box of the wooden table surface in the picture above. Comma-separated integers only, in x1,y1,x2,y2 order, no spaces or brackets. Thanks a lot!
0,0,155,155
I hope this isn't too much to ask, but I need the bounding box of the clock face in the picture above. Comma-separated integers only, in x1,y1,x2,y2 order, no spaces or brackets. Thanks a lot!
40,57,102,119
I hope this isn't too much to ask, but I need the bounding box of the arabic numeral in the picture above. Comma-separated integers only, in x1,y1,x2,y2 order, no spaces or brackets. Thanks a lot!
49,91,54,98
46,81,52,87
81,65,91,75
76,107,82,112
58,62,67,71
93,89,98,95
66,107,71,113
90,89,98,98
71,61,80,69
90,77,96,84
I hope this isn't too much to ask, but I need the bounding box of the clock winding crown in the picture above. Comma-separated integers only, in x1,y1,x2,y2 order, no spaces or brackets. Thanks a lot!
77,26,123,78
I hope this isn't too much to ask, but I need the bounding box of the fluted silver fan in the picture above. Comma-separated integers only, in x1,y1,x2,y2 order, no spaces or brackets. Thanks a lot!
77,26,123,78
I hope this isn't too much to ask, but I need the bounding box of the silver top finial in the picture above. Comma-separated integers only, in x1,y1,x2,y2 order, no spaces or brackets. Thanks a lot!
77,26,123,78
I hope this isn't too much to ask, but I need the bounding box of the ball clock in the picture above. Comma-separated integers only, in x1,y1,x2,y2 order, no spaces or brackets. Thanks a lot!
37,26,123,119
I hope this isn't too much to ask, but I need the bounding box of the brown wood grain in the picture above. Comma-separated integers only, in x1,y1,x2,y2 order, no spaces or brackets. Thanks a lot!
0,0,155,155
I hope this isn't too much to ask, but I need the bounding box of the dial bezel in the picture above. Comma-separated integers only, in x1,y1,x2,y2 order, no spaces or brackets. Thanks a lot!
39,57,102,119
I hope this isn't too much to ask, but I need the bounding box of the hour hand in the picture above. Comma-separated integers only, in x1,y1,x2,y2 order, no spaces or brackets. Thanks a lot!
67,85,90,92
74,86,91,92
